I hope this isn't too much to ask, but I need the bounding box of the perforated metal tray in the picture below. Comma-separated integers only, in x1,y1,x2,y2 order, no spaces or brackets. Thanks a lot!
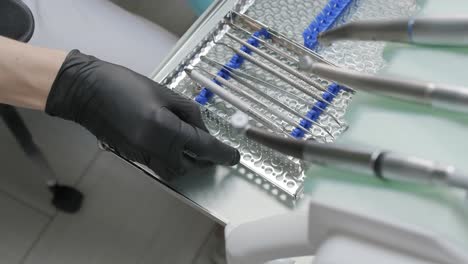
144,0,419,199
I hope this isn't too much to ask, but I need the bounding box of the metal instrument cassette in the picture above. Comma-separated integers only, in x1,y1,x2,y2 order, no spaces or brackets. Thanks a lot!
146,0,419,199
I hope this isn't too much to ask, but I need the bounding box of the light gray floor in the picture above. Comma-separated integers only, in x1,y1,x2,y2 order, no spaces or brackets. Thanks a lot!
0,109,221,264
111,0,198,36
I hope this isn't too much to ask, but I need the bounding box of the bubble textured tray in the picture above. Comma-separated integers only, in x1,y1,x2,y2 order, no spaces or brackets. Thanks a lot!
152,0,418,199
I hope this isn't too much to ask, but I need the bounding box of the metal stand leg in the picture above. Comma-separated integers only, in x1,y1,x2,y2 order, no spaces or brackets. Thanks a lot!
0,105,83,213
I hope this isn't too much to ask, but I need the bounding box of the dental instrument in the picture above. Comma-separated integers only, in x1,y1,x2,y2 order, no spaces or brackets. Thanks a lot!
224,32,331,93
226,21,300,63
229,11,334,66
217,42,335,109
231,111,468,191
318,16,468,47
201,56,312,107
299,58,468,114
202,65,335,136
200,56,345,128
194,67,327,137
185,69,295,136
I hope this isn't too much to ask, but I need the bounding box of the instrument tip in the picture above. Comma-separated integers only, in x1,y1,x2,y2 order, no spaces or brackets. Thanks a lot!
447,168,468,191
317,31,332,46
231,111,250,134
184,68,193,75
298,55,315,72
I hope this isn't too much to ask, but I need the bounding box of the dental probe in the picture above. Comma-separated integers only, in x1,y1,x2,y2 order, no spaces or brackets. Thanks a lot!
318,17,468,47
185,69,288,135
230,11,333,65
195,67,321,137
298,57,468,114
218,43,335,109
200,56,314,107
213,68,335,137
225,31,356,94
226,21,300,64
199,56,345,128
224,32,329,93
231,111,468,191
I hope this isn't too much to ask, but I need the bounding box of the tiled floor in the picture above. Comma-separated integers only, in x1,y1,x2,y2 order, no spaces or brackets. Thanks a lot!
0,110,220,263
0,109,82,216
0,193,49,264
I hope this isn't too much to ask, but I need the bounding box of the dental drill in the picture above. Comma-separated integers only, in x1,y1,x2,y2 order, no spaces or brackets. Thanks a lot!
298,58,468,115
230,111,468,191
318,16,468,47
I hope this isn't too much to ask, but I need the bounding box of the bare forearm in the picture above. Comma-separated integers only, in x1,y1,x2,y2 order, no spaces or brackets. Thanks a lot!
0,36,67,110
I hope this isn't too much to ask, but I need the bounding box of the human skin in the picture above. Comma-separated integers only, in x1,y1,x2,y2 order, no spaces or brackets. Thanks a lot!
0,36,67,110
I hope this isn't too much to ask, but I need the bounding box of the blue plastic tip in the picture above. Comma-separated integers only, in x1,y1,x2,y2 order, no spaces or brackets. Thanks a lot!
322,92,335,102
213,79,222,86
226,61,237,69
219,68,231,77
336,85,346,93
199,88,213,97
259,28,270,39
230,54,244,66
311,105,323,115
240,45,252,54
303,0,353,50
195,95,209,105
327,83,340,95
306,110,320,121
291,128,305,138
247,37,259,47
217,70,230,80
316,101,328,110
300,119,312,129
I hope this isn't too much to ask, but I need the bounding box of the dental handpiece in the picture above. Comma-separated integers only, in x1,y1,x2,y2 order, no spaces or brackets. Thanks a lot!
298,57,468,114
318,16,468,47
231,112,468,191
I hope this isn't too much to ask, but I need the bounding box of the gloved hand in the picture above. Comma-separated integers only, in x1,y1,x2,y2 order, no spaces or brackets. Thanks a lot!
46,50,240,180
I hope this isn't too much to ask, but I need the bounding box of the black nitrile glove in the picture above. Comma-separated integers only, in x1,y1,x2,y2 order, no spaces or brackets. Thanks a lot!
46,50,240,180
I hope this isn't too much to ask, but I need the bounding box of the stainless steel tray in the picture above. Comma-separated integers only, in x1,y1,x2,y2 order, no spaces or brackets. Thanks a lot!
145,0,418,199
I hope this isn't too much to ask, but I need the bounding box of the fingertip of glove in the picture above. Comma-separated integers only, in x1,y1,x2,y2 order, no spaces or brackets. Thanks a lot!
228,149,241,166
